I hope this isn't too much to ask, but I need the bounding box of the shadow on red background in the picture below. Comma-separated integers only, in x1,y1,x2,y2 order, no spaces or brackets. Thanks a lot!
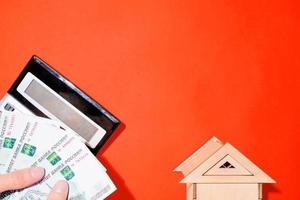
100,156,135,200
264,185,281,200
97,123,126,156
96,123,135,199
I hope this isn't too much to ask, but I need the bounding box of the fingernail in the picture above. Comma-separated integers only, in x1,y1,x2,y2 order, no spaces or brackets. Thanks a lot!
30,167,45,180
52,180,69,193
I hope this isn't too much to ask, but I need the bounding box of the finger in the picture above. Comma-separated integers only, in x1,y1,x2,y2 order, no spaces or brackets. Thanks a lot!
47,180,69,200
0,167,45,192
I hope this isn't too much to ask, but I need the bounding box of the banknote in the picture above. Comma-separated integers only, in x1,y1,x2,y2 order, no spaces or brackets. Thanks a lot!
5,122,68,174
17,133,115,200
0,110,62,173
0,110,114,200
0,111,24,173
0,110,60,173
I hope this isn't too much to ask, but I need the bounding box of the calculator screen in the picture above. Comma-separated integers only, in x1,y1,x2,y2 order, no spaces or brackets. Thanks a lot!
25,79,98,141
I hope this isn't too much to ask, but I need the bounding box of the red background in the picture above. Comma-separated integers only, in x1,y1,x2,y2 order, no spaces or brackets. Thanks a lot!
0,1,299,199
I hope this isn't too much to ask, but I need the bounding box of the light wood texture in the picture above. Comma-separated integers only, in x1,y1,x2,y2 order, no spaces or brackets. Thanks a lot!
186,183,194,200
175,137,275,200
196,184,259,200
204,154,253,176
174,137,223,176
259,184,262,199
181,143,275,183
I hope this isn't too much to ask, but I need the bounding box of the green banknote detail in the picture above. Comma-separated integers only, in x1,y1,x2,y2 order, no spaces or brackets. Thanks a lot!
21,143,36,157
3,137,16,149
60,165,75,181
47,152,61,166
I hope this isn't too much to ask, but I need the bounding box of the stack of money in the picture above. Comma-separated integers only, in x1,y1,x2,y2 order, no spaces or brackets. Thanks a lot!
0,110,116,199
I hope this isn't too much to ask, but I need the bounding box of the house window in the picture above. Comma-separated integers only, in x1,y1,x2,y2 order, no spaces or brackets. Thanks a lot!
219,161,235,168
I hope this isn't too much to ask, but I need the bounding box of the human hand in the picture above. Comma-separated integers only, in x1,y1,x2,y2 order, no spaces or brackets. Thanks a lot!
0,167,69,200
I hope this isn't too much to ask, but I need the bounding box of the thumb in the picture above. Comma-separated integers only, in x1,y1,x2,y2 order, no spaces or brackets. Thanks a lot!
47,180,69,200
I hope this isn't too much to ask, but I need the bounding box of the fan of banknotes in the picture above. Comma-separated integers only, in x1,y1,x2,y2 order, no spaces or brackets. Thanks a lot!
0,110,116,199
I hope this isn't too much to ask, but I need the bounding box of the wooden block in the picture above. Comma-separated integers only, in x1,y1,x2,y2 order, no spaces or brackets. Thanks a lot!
196,184,259,200
174,137,275,200
186,183,194,200
204,154,253,176
259,184,263,199
174,137,223,176
181,143,275,183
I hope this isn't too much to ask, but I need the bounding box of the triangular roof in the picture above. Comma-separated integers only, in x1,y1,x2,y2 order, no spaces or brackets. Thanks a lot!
174,137,223,176
203,154,253,176
175,137,275,184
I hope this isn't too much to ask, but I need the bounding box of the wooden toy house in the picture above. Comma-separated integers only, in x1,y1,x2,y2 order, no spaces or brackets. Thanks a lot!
174,137,275,200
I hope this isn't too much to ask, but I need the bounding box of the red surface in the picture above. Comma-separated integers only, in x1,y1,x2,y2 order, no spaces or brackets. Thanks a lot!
0,1,299,199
